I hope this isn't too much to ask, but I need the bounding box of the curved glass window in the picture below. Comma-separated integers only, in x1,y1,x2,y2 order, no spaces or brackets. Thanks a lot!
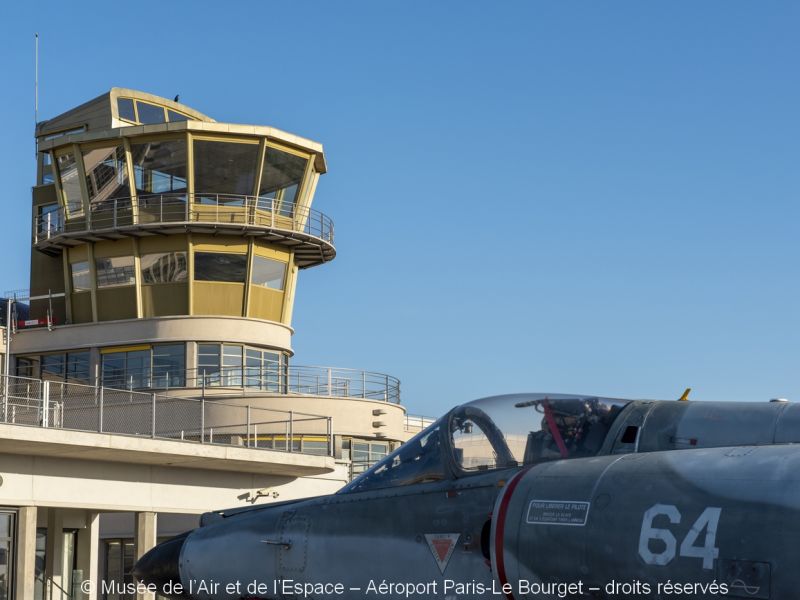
194,252,247,283
141,252,187,284
56,152,82,216
167,110,189,123
250,256,286,290
137,102,166,125
82,145,129,203
258,148,307,217
70,261,90,292
193,140,260,200
130,139,187,196
117,98,136,122
96,256,135,288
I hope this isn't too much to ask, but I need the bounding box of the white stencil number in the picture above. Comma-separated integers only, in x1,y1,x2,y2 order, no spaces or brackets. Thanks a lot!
638,504,721,570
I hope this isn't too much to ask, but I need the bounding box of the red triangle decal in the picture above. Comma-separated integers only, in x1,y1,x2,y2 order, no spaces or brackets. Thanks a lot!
431,538,452,562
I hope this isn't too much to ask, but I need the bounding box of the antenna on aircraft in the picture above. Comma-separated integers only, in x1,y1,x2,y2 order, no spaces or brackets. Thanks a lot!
678,387,692,401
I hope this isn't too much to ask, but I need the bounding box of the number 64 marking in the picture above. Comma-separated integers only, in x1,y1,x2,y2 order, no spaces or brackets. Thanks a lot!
638,504,722,570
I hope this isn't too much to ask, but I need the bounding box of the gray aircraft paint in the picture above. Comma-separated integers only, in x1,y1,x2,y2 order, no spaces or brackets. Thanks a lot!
135,394,800,599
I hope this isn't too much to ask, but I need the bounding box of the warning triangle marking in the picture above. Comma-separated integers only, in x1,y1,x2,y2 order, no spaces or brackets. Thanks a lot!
424,533,460,574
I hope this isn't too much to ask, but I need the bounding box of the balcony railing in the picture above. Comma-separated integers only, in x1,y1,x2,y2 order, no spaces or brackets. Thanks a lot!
33,193,335,265
404,414,436,432
100,364,402,404
0,374,333,456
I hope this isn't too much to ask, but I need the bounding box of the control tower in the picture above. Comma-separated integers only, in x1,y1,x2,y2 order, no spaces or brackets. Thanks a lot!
15,88,406,469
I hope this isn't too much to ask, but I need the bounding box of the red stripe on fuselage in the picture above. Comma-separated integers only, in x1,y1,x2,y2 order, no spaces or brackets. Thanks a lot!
494,467,532,600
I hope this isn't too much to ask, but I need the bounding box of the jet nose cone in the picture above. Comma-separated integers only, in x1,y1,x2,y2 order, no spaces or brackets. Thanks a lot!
132,531,189,598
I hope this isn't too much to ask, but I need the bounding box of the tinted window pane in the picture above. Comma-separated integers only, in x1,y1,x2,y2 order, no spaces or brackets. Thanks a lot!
101,353,126,388
38,203,63,236
130,139,187,195
194,252,247,283
259,148,307,217
141,252,188,284
82,145,129,203
67,351,91,383
71,261,90,291
41,354,65,378
167,110,189,122
117,98,136,122
198,343,221,386
250,256,286,290
194,140,260,197
136,101,166,124
96,256,135,287
57,152,83,216
153,343,185,387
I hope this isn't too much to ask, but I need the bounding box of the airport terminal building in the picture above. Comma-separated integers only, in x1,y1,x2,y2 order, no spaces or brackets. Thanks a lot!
0,89,426,600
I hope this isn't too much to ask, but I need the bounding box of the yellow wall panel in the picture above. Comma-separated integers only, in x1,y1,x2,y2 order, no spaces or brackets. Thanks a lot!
96,287,137,321
248,286,284,322
192,282,244,316
142,283,189,317
94,239,136,259
139,234,188,254
253,242,290,261
68,246,88,262
70,293,92,323
192,235,248,253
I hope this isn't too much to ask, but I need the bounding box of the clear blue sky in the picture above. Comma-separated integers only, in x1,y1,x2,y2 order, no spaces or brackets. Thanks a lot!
1,2,798,415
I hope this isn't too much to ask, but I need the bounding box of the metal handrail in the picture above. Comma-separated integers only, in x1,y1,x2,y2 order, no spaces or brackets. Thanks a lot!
0,374,334,456
33,192,334,245
99,364,402,404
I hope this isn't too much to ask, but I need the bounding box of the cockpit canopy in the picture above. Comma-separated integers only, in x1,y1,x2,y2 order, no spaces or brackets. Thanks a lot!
340,393,630,494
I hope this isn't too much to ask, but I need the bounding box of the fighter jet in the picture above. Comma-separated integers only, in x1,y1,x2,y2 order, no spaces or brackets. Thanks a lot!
135,393,800,599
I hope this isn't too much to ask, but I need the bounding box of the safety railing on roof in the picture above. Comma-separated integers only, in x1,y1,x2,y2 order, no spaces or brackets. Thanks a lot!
0,374,333,456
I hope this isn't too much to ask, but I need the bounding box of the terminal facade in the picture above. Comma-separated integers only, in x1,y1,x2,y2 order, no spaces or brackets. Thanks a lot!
0,89,425,599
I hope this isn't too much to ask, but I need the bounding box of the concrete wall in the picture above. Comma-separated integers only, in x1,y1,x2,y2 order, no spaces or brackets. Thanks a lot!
0,453,348,514
12,315,293,355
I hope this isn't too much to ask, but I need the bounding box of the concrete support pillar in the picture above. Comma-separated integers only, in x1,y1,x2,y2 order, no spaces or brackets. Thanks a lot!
45,508,65,593
76,511,100,600
135,512,157,600
14,506,37,600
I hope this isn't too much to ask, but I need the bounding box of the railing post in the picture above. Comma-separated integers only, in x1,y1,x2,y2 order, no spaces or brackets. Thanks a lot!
246,405,251,448
327,368,332,397
254,424,258,448
362,371,366,399
46,211,52,239
113,198,117,228
2,375,7,424
185,193,190,222
385,375,389,402
98,386,104,433
151,393,157,439
328,417,333,457
41,381,50,428
270,198,275,228
286,410,294,452
200,396,205,444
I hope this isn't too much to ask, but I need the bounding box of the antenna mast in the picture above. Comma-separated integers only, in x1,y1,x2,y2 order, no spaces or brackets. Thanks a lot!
34,33,39,158
34,33,39,125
